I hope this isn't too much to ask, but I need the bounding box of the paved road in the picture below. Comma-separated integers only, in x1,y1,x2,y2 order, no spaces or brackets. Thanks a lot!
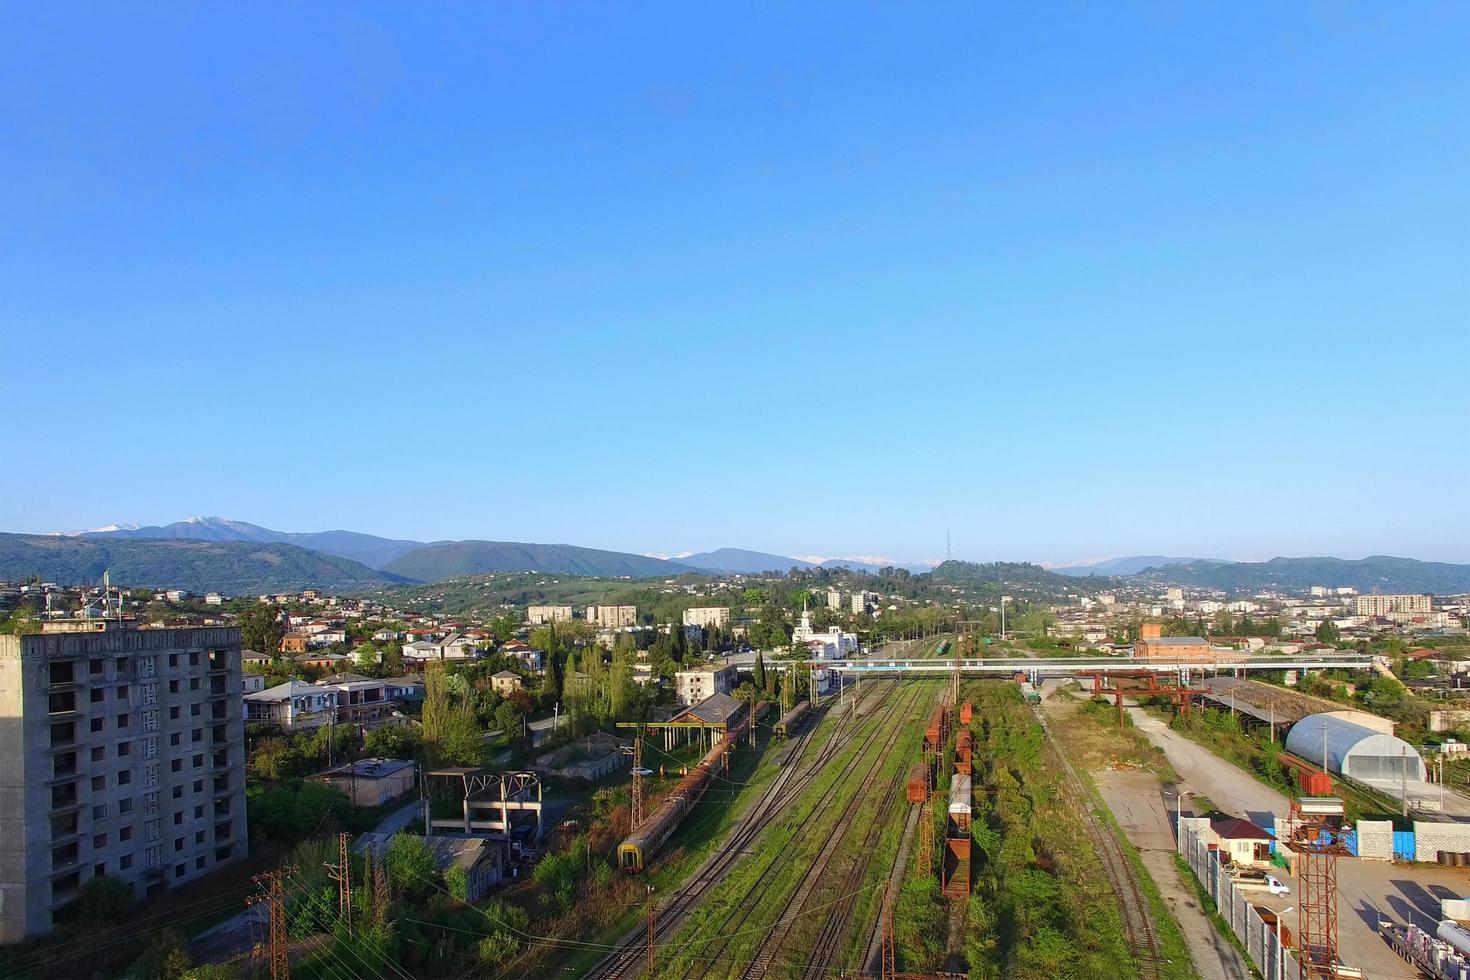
373,798,420,835
1094,769,1252,980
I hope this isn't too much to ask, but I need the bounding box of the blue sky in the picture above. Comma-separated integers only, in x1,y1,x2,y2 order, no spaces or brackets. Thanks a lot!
3,3,1467,566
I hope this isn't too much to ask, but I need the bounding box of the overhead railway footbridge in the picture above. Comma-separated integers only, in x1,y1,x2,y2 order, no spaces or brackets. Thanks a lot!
768,653,1376,685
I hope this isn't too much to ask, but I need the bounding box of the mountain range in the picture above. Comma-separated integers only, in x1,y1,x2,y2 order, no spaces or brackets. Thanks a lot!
0,532,410,594
1050,555,1217,577
6,517,1465,596
675,548,929,576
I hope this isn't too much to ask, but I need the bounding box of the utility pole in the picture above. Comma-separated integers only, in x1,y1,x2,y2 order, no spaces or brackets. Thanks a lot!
631,732,644,830
325,832,352,935
881,880,896,980
919,799,933,877
373,858,390,927
252,867,296,980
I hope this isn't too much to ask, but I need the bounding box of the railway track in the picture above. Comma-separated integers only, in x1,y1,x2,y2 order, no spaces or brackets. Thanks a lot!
680,683,924,980
799,726,916,979
583,680,895,980
1031,702,1164,980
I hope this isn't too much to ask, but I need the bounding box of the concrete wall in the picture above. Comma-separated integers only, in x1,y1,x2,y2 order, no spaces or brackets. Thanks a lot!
1356,820,1394,861
1181,825,1301,980
1413,821,1470,863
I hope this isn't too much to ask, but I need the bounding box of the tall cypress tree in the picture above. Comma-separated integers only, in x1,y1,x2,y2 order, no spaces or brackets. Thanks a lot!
753,650,766,692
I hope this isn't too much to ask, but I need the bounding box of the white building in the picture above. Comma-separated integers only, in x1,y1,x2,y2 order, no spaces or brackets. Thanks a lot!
527,605,573,625
791,605,858,661
683,607,730,629
826,588,844,611
1353,594,1432,617
674,665,737,706
586,605,638,628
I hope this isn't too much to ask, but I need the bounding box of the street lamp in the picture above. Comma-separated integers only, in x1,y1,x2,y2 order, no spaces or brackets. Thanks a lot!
1276,905,1295,980
1171,790,1193,855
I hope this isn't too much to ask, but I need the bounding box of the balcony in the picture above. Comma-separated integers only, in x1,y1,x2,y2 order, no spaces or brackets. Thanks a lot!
51,842,79,873
52,753,77,779
50,782,79,810
212,774,230,795
50,813,80,842
49,722,77,748
211,725,229,746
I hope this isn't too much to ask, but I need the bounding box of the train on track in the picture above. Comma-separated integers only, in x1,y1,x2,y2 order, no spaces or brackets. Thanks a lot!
617,701,769,871
774,700,810,740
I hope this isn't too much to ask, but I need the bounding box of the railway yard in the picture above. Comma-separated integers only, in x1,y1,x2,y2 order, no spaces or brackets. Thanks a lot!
575,638,1188,980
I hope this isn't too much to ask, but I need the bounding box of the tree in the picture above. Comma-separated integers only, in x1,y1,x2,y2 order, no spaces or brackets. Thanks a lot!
385,832,436,901
421,664,453,765
355,643,381,669
238,603,284,655
1315,619,1341,645
495,700,524,741
752,650,766,692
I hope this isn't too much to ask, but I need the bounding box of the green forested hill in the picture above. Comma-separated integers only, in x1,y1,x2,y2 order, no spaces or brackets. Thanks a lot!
382,540,692,582
1135,555,1470,594
0,533,412,593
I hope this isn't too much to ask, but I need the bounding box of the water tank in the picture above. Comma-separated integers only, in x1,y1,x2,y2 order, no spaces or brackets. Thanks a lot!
1437,920,1470,957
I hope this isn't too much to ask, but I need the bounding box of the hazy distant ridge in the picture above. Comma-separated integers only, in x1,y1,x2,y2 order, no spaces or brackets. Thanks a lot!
1135,555,1470,593
0,532,408,593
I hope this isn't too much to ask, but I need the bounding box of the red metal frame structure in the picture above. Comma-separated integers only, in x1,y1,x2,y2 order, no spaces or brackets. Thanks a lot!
1285,798,1351,978
1084,671,1207,727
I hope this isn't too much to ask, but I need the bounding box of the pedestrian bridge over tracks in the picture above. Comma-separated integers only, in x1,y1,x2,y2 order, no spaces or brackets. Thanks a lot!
766,653,1375,685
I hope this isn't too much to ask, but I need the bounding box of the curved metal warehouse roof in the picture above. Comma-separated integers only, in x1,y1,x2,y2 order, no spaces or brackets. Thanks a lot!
1284,712,1427,783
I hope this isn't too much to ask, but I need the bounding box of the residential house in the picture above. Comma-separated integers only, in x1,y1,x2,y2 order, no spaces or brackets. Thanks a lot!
384,676,427,706
490,670,523,696
295,651,351,671
245,680,338,731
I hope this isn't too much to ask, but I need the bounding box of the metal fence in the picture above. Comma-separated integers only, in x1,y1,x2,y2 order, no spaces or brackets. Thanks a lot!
1181,826,1302,979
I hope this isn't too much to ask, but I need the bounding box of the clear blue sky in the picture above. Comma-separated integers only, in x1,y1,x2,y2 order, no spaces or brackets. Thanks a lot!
3,3,1467,566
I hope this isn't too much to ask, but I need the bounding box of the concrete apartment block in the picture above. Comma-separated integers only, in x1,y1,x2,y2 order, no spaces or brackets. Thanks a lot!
0,621,248,942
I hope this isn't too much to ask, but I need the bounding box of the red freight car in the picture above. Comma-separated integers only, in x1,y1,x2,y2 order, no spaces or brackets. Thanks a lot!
923,706,945,753
942,837,972,898
959,702,972,725
907,763,930,803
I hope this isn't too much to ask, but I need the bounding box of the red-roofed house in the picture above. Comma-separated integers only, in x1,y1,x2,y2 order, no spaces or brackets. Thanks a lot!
1209,817,1273,867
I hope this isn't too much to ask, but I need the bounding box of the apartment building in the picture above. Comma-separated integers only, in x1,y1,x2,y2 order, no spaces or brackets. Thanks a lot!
526,605,573,625
826,588,843,611
586,605,638,629
0,620,248,942
1353,594,1432,617
674,665,737,706
682,606,730,629
850,591,878,615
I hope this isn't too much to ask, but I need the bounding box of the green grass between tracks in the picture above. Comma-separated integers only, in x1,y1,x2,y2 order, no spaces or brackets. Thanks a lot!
657,682,935,979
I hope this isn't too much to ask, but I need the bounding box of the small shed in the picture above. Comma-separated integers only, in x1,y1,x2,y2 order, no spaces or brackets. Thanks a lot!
1209,817,1273,867
311,757,416,807
354,832,507,902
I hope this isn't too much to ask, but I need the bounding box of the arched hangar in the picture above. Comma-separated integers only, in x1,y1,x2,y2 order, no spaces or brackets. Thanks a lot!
1285,712,1427,785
